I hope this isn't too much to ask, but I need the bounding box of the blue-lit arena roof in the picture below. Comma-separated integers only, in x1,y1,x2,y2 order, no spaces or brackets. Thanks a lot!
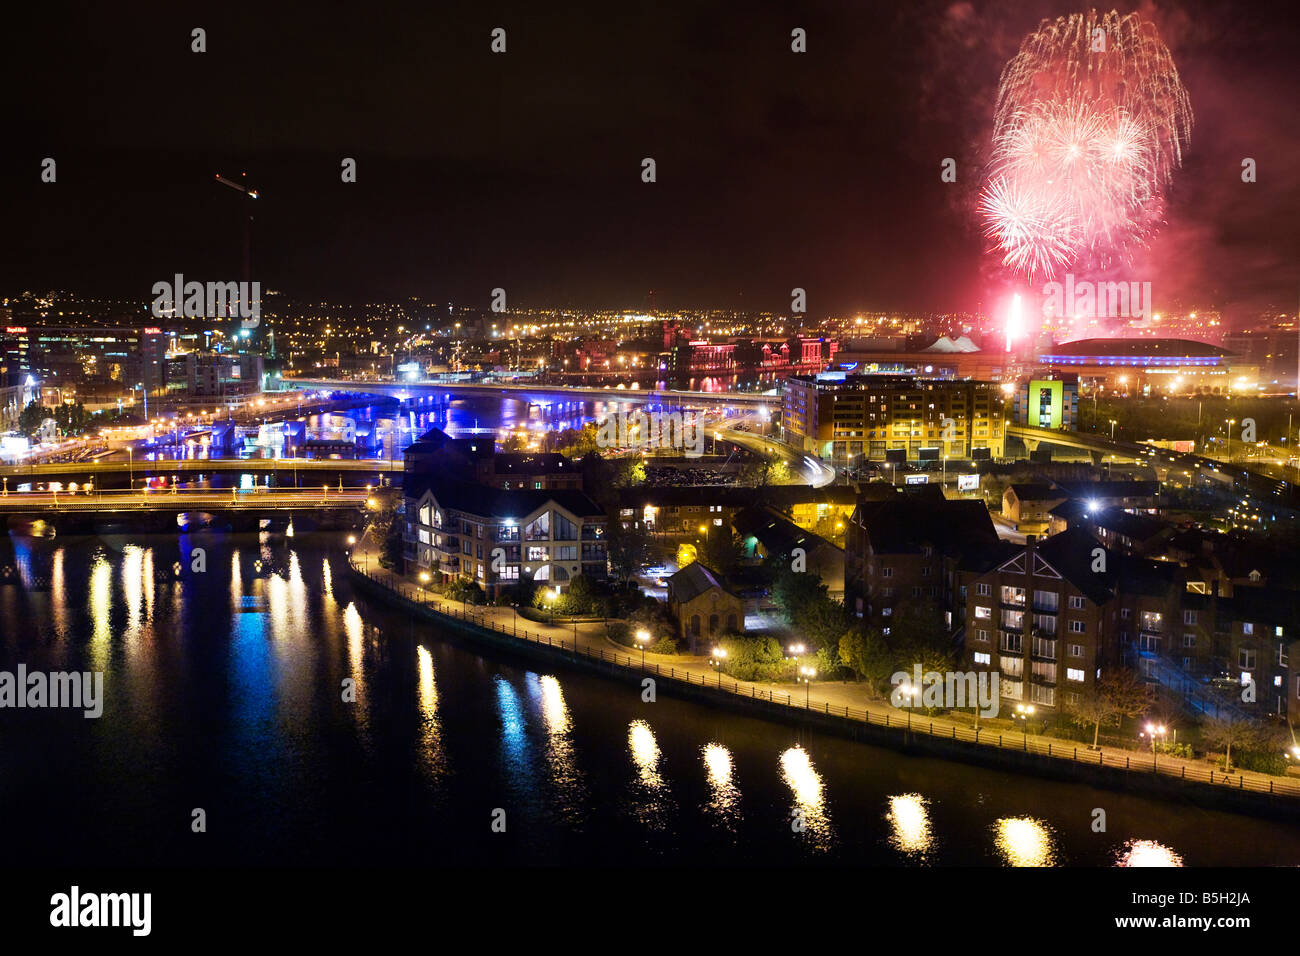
1039,338,1232,367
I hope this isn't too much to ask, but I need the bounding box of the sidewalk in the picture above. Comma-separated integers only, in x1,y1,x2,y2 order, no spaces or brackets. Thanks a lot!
348,532,1300,801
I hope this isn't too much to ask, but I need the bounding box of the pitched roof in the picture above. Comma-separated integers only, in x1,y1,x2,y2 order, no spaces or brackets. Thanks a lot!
733,506,841,557
1056,479,1159,499
1007,482,1063,501
855,496,999,558
406,476,605,519
491,452,576,475
666,562,732,603
1031,527,1115,605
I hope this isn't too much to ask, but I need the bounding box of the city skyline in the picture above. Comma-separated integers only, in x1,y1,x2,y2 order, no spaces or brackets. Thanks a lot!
2,0,1297,321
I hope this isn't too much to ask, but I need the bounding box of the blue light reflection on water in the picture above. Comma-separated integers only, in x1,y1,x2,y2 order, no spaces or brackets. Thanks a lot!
0,533,1296,867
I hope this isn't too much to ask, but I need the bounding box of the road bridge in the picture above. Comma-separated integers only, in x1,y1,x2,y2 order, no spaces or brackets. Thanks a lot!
285,378,776,410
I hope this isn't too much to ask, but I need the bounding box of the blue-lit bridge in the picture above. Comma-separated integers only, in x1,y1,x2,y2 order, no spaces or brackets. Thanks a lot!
283,378,777,411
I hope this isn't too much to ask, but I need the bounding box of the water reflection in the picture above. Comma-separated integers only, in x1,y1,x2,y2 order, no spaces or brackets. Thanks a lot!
530,674,586,825
886,793,934,860
780,746,834,850
629,720,664,789
1114,839,1183,867
89,552,111,672
50,548,67,640
415,645,446,779
627,719,675,831
342,602,364,702
994,816,1058,867
495,677,536,790
702,743,741,831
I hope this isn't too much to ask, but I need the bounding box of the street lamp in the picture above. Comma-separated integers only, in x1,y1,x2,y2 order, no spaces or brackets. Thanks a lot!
419,570,431,603
798,665,816,707
899,681,918,729
1140,722,1167,770
710,646,728,687
1013,703,1035,748
1109,419,1117,440
785,642,805,679
636,628,651,667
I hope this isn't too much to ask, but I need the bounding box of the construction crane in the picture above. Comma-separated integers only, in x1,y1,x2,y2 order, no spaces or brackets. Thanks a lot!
214,172,260,334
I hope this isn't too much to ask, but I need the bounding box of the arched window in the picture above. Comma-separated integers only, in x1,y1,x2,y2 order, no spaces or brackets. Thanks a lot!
690,615,701,636
726,613,737,632
708,614,719,634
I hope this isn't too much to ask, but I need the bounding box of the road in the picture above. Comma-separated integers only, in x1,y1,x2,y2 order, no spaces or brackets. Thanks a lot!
715,419,836,488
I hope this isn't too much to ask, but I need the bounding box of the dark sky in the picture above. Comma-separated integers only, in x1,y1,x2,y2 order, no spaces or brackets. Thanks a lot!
2,0,1297,320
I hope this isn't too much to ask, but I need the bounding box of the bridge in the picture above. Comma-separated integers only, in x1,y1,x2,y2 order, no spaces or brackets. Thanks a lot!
1008,424,1298,506
284,378,777,410
0,457,404,483
0,487,371,534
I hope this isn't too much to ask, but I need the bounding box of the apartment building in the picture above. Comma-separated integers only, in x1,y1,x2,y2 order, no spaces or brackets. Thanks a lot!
781,374,1007,464
959,528,1119,712
846,489,1001,631
404,476,607,599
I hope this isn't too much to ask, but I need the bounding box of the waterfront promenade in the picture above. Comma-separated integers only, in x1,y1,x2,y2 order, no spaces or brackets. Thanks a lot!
348,533,1300,806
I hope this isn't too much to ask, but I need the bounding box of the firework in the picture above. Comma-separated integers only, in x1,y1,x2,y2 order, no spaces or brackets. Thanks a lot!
981,9,1193,279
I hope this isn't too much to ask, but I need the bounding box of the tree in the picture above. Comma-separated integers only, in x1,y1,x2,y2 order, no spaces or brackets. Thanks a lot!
700,525,743,576
1201,712,1263,773
17,401,49,437
606,521,653,588
1066,668,1154,748
839,627,895,696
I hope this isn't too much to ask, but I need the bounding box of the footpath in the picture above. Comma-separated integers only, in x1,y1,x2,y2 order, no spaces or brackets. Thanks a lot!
347,533,1300,815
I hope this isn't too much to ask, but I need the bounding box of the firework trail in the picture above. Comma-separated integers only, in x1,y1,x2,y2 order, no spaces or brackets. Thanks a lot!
981,9,1193,280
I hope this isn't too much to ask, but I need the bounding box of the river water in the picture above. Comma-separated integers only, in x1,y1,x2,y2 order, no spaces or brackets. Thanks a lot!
1,533,1297,867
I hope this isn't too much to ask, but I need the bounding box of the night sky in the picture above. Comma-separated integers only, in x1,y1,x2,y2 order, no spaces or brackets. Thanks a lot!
2,0,1297,319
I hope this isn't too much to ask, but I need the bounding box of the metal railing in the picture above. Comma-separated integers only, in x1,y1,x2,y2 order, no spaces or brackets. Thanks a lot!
348,557,1300,801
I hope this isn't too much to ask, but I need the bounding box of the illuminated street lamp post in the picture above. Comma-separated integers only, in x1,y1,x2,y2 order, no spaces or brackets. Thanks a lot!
785,642,805,679
899,682,918,729
1109,419,1117,440
419,571,431,604
1013,703,1036,749
798,665,816,707
710,646,727,687
1140,722,1167,770
636,628,651,667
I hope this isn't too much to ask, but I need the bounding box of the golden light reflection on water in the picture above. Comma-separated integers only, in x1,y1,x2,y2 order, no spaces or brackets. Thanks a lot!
342,602,365,699
415,644,446,778
627,719,674,830
122,546,143,638
886,793,934,859
536,675,585,818
287,551,307,619
267,572,289,641
702,743,740,827
321,558,333,598
994,816,1058,867
1115,839,1183,867
89,553,111,672
780,746,834,850
628,720,664,789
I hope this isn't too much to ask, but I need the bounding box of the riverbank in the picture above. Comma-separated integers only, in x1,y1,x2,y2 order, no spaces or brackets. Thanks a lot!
349,542,1300,821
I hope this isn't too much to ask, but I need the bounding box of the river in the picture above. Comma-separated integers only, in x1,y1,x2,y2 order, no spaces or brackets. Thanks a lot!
1,533,1297,866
